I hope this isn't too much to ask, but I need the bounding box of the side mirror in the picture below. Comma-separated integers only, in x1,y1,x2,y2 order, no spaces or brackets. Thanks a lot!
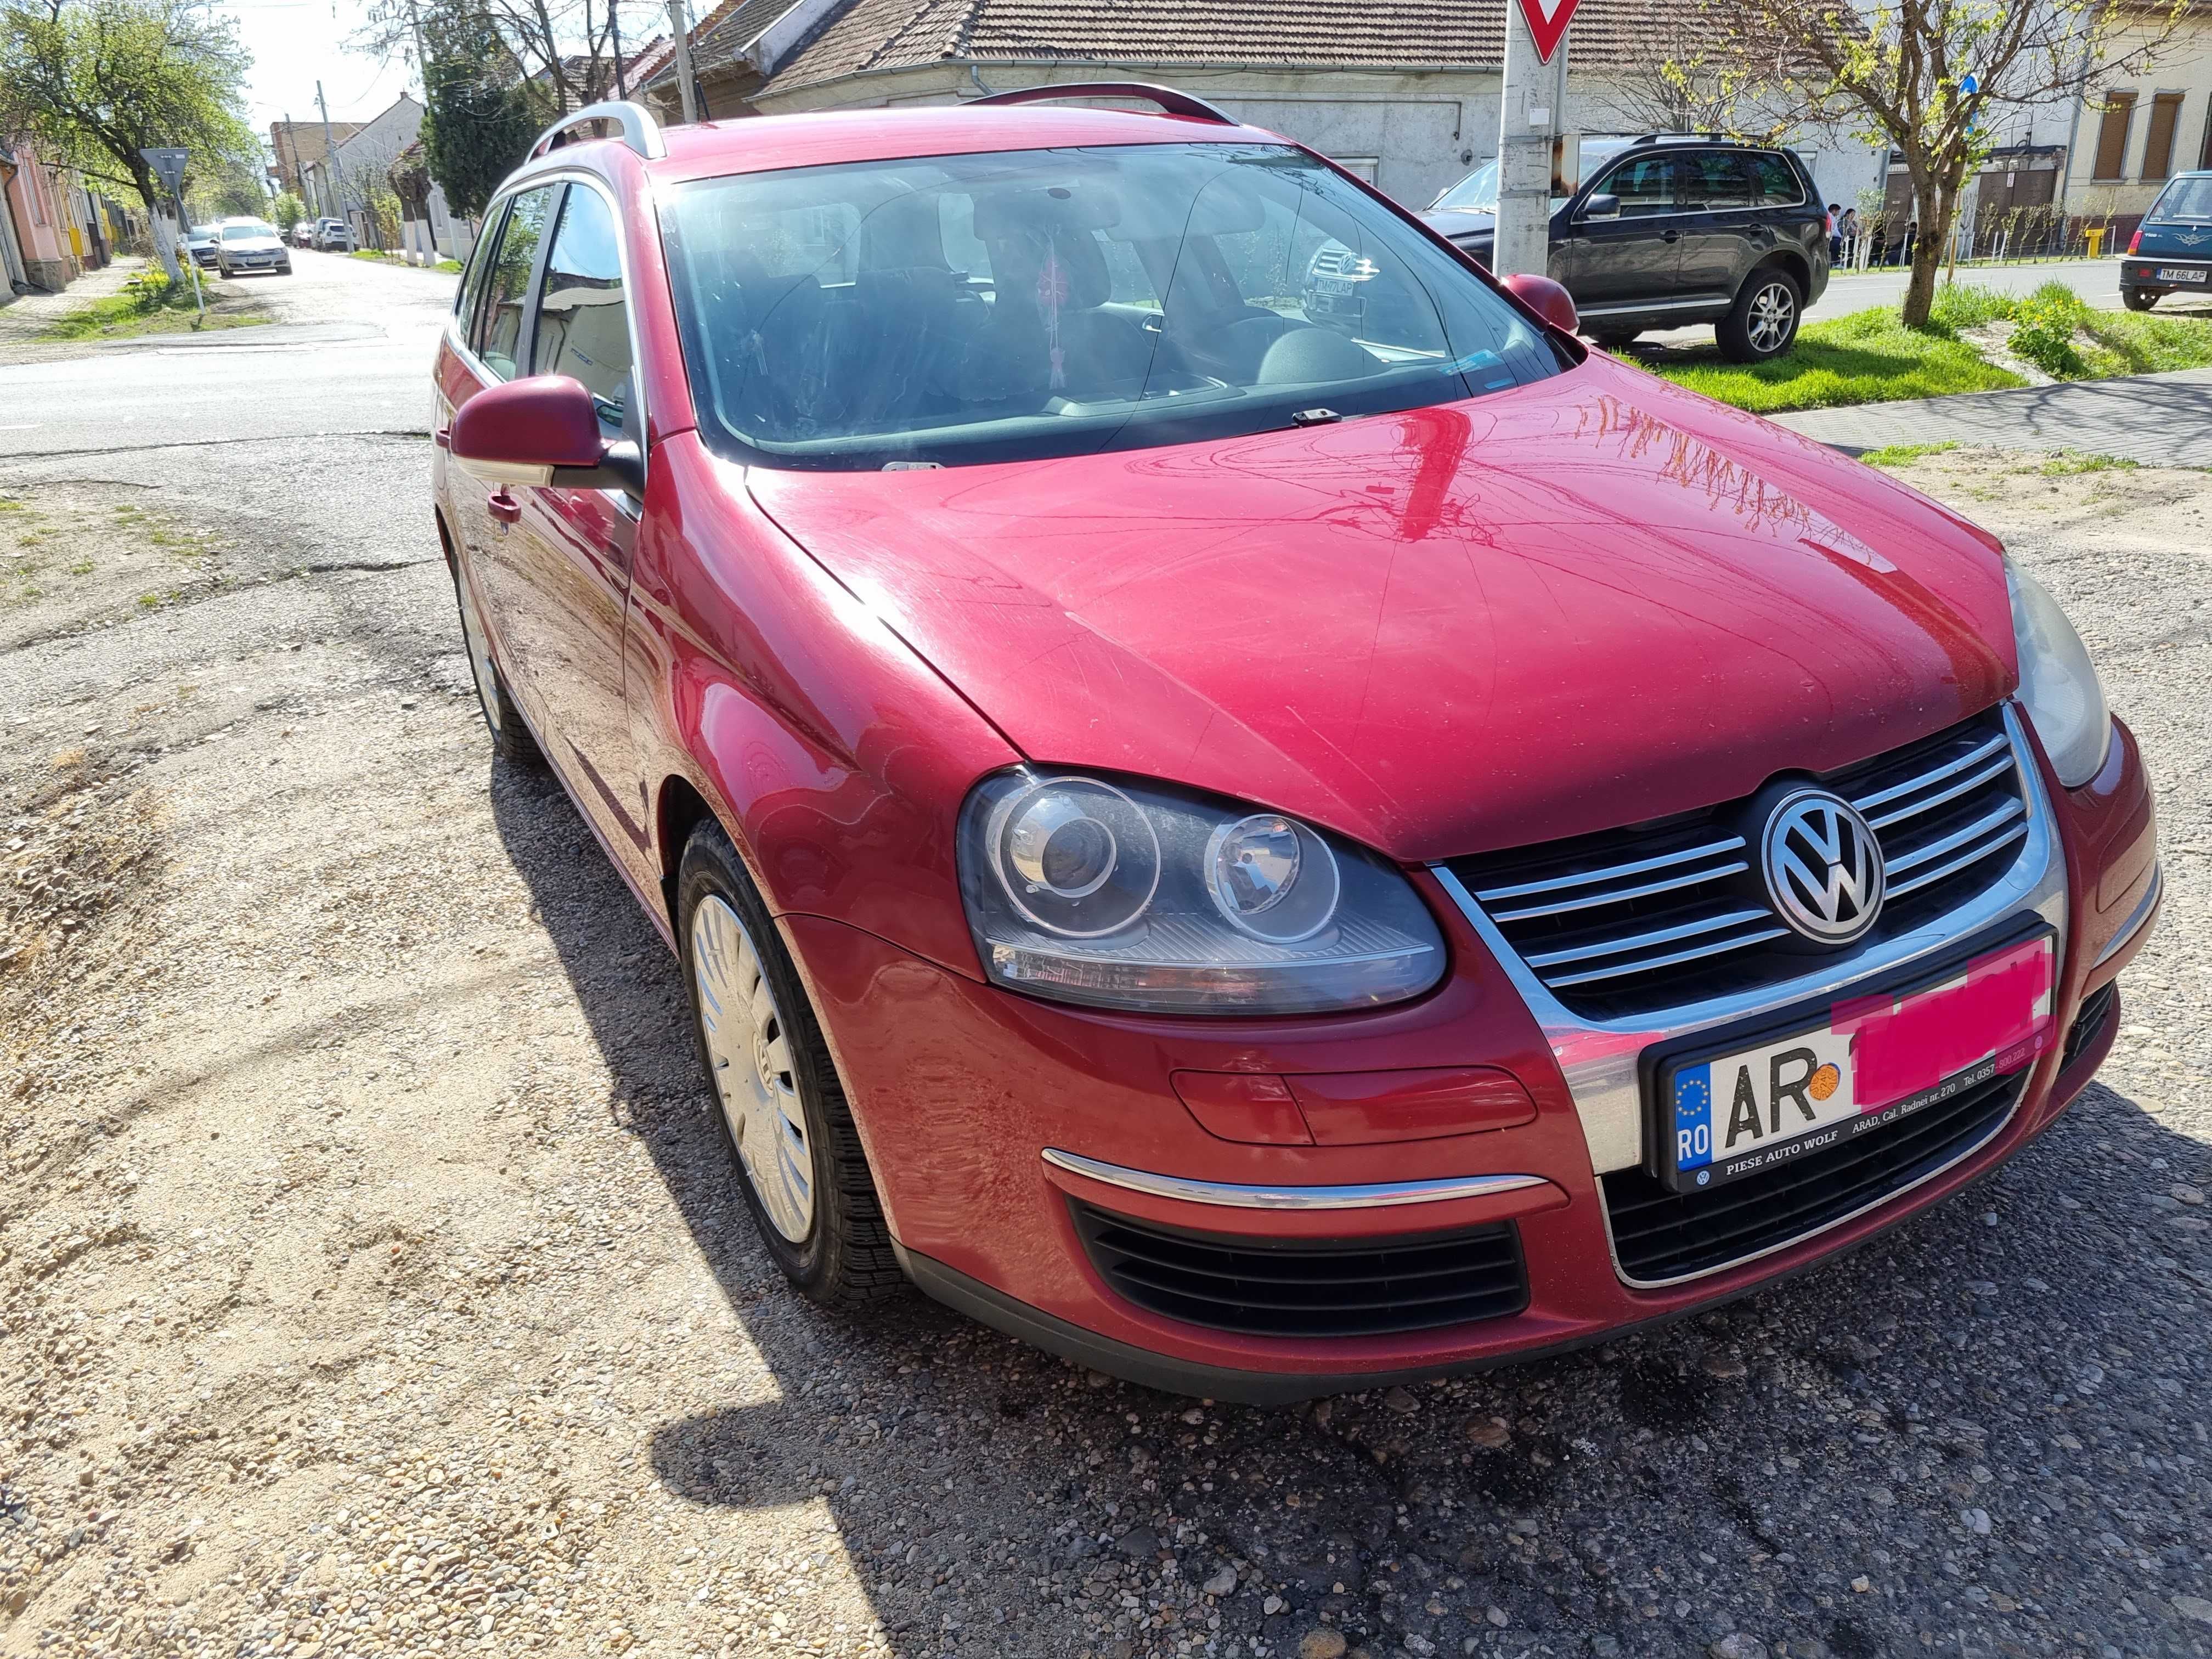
1500,272,1579,336
1580,193,1621,222
450,375,643,496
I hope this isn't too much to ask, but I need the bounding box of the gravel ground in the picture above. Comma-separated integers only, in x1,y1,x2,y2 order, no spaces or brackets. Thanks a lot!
2,304,2208,1659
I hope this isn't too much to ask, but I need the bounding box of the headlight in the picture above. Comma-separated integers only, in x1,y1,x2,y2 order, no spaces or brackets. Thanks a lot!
958,770,1445,1014
2006,558,2111,787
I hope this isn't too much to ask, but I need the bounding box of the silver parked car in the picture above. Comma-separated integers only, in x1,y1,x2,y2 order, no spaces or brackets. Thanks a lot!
215,219,293,276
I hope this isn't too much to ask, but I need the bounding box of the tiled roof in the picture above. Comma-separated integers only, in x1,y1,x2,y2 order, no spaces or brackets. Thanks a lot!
632,0,802,84
766,0,1691,91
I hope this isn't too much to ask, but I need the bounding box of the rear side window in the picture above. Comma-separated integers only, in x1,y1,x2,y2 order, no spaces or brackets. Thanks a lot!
1681,153,1751,210
531,185,633,430
1746,154,1804,207
472,185,556,380
1598,156,1677,216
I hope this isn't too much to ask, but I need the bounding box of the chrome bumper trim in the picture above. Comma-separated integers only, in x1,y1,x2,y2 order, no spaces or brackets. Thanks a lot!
2092,860,2162,968
1040,1149,1547,1211
1430,702,2069,1178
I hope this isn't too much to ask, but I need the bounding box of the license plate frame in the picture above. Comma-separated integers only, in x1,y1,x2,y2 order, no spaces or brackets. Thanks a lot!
2155,266,2208,281
1647,927,2056,1195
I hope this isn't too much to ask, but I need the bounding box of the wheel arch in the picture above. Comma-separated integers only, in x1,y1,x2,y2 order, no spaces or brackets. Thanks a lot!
1748,248,1812,300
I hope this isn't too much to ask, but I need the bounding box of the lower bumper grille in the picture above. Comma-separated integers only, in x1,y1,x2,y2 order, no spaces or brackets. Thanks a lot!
1073,1204,1528,1338
1601,1068,2026,1284
2063,981,2118,1070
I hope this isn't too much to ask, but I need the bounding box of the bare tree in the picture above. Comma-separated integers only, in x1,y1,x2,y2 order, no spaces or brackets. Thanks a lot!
1588,1,1794,138
1699,0,2187,326
353,0,627,121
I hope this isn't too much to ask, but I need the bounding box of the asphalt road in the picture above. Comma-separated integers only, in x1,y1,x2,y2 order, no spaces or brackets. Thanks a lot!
2,248,2208,1659
1810,257,2127,321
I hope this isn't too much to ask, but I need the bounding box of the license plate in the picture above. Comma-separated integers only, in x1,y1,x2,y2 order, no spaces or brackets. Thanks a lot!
2155,266,2207,282
1314,276,1357,296
1660,935,2054,1193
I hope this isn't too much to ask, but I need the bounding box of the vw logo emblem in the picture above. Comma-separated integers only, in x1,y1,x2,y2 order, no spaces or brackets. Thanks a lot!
1760,788,1885,945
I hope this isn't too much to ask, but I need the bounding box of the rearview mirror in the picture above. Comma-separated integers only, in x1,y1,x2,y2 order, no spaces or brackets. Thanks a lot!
449,375,642,496
1500,273,1579,336
1580,193,1621,222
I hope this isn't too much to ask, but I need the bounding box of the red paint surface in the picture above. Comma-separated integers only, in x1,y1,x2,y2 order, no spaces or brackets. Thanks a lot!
1170,1072,1312,1146
424,101,2162,1389
1287,1066,1537,1144
1836,938,2053,1109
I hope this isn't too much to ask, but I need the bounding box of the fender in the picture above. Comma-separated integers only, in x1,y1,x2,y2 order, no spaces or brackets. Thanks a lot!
624,432,1018,979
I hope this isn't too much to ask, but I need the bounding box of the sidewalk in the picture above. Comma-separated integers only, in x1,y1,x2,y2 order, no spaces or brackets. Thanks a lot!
0,255,145,364
1771,366,2212,468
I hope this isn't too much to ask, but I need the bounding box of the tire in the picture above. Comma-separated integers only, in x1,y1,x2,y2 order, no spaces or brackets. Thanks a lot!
1717,266,1803,362
677,820,902,1308
448,549,540,766
2123,289,2158,312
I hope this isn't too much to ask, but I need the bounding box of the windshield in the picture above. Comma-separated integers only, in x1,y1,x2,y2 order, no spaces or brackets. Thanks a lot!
222,222,276,241
663,142,1567,471
1429,140,1634,214
2149,176,2212,221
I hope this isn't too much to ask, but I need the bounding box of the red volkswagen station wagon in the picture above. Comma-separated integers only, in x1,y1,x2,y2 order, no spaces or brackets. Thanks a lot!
431,89,2161,1402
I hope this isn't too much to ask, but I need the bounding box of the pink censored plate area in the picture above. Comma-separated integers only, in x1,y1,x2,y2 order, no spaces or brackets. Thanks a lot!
1663,935,2054,1192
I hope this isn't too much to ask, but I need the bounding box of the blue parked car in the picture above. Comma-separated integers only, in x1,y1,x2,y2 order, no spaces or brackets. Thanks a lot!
2121,171,2212,311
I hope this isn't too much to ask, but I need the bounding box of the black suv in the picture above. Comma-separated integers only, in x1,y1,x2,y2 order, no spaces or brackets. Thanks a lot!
1416,135,1831,362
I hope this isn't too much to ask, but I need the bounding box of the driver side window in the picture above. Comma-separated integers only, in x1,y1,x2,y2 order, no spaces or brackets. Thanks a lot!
1596,156,1679,217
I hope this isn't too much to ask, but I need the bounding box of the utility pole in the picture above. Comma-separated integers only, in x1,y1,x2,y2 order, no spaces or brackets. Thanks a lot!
611,0,628,99
1493,0,1576,278
666,0,699,122
317,80,341,224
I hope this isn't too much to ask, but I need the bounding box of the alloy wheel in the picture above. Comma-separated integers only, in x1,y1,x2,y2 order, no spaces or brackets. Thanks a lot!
691,895,814,1242
1748,281,1796,354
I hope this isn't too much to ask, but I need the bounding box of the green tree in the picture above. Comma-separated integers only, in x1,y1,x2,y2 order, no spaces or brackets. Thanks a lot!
0,0,255,273
419,8,538,221
1703,0,2186,328
270,188,307,229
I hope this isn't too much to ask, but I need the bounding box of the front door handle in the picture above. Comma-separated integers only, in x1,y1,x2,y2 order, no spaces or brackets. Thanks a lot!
487,489,522,525
434,426,452,449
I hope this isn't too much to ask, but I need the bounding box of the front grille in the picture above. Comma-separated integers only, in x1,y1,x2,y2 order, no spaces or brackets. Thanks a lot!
2063,981,2119,1069
1601,1068,2024,1283
1447,709,2028,1021
1072,1204,1527,1338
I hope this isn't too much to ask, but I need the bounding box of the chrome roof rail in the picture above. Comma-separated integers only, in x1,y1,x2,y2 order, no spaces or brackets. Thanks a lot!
527,100,668,162
963,81,1237,125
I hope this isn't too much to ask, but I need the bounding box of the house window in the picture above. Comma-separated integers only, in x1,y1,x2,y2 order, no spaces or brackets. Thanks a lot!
2091,91,2135,181
2142,92,2185,180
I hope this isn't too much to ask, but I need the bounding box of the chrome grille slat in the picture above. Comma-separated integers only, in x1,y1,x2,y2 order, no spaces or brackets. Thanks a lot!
1524,906,1774,968
1545,924,1792,989
1486,858,1751,922
1474,835,1748,904
1885,820,2029,900
1863,752,2016,830
1852,731,2009,814
1883,796,2025,876
1442,709,2030,1020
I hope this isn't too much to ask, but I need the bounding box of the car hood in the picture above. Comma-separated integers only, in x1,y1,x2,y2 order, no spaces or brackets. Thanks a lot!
743,355,2016,862
1422,208,1496,244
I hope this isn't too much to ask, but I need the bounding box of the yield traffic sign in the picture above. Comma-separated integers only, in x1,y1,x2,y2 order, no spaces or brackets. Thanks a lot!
141,146,188,195
1514,0,1579,64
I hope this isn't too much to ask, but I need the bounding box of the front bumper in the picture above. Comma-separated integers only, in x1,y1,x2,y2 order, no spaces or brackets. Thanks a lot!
790,714,2158,1401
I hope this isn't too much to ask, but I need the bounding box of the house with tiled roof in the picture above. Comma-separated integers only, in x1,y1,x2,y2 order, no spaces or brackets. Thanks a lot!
632,0,1886,214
